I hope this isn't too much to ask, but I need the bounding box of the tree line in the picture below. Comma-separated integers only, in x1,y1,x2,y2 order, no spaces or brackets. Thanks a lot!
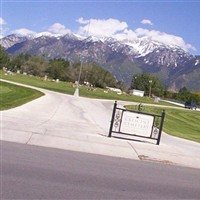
0,46,119,89
130,72,200,105
1,45,199,104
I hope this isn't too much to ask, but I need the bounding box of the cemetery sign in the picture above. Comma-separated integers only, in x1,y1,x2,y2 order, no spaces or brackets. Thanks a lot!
108,101,165,145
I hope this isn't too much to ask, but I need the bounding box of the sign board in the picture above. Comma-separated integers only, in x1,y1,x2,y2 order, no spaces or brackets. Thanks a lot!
120,111,154,137
108,101,165,145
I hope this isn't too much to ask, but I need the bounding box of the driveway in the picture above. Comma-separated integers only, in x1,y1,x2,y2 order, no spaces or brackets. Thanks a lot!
1,80,200,169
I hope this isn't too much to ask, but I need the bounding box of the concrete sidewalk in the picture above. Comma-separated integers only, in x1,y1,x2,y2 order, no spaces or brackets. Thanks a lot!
1,80,200,169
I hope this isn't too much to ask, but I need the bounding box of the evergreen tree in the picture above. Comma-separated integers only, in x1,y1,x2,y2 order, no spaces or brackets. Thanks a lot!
177,87,191,101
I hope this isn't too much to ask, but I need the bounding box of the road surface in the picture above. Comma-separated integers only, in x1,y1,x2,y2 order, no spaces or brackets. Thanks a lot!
1,141,200,200
1,79,200,168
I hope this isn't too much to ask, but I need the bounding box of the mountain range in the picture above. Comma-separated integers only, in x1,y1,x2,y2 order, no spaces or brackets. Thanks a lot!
1,33,200,91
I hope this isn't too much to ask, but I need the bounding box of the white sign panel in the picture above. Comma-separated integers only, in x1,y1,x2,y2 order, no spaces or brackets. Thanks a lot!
120,112,154,137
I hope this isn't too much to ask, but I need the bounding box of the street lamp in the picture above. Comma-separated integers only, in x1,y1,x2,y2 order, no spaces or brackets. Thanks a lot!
149,80,152,97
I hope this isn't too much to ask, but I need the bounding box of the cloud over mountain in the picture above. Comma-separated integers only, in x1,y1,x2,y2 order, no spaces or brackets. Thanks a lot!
76,18,195,53
0,17,6,25
3,17,195,53
0,17,7,38
12,28,36,36
134,28,196,52
77,18,128,37
48,23,71,35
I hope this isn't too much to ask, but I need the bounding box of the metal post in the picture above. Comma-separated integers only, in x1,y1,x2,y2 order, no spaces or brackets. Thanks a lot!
156,110,165,145
149,80,152,97
74,60,83,97
77,60,83,87
108,101,117,137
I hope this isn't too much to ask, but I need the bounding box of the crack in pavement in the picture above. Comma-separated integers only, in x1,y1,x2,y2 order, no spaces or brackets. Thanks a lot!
128,141,176,165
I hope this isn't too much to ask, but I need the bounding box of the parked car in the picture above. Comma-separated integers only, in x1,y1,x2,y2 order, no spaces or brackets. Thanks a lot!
184,101,197,110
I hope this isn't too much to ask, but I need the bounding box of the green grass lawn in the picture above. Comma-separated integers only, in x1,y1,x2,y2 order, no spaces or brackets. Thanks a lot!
0,81,44,110
0,71,75,95
0,71,176,106
1,71,199,143
126,105,200,143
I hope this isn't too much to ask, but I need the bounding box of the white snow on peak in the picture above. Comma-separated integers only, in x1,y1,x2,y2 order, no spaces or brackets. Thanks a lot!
120,38,185,57
120,38,161,56
85,35,100,42
34,32,62,38
74,34,85,40
195,59,199,65
2,33,189,58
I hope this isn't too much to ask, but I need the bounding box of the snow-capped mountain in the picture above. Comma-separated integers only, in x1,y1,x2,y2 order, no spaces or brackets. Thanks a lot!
0,34,28,49
1,33,200,91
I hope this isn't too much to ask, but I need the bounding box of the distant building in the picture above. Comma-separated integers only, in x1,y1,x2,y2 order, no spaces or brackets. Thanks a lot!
106,87,122,94
129,89,144,97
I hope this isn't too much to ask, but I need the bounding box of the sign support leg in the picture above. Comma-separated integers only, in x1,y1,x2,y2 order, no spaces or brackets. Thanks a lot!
156,110,165,145
108,101,117,137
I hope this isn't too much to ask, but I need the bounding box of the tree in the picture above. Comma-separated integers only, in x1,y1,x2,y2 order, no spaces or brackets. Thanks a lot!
0,45,10,69
177,87,191,101
20,55,47,76
130,72,164,97
69,62,117,88
46,58,70,81
9,53,31,72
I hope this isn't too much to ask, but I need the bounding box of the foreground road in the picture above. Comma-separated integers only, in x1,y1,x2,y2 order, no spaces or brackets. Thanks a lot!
1,79,200,168
1,141,200,200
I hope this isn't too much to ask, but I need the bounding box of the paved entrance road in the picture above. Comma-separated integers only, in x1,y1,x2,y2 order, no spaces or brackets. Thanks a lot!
1,141,200,200
1,80,200,168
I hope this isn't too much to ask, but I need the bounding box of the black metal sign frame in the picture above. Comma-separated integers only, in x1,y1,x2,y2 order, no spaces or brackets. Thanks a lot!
108,101,165,145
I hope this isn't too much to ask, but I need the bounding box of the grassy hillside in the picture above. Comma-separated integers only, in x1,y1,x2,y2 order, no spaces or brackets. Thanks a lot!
0,71,174,106
2,71,199,143
0,81,44,110
126,105,200,143
0,71,75,95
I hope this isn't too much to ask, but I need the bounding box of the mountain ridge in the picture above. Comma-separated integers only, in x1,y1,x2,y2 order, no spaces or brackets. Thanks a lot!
1,33,200,91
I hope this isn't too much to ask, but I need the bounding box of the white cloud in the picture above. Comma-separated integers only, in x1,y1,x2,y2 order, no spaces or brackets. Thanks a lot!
141,19,153,26
0,30,4,38
0,17,6,25
7,17,195,53
77,18,128,37
114,29,138,41
11,23,71,37
76,18,195,52
0,18,7,38
135,28,150,37
134,28,196,51
12,28,36,36
76,17,89,24
48,23,71,34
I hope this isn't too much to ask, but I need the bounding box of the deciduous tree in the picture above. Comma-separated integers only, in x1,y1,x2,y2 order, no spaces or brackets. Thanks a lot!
131,72,164,97
0,45,10,69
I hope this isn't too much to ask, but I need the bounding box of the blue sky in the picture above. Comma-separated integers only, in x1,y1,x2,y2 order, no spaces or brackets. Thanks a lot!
1,0,200,55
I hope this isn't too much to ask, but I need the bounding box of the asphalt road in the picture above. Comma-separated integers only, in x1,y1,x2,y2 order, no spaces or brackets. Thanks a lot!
1,79,200,169
1,141,200,200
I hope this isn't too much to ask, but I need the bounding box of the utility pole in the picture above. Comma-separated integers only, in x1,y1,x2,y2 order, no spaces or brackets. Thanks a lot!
149,80,152,97
74,60,83,97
